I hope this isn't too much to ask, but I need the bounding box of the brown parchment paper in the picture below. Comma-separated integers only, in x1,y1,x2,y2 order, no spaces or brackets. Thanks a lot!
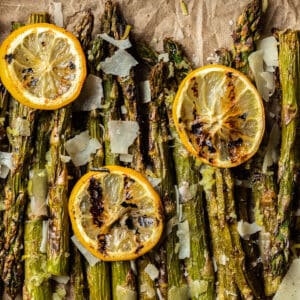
1,0,300,67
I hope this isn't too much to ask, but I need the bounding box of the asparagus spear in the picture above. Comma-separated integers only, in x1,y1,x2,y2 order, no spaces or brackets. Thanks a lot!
95,3,137,299
0,13,49,298
145,61,189,299
84,88,111,300
230,1,267,297
69,246,87,300
83,13,112,300
23,112,52,300
267,29,300,294
232,0,264,73
0,80,9,297
164,39,215,300
47,9,94,279
46,107,71,276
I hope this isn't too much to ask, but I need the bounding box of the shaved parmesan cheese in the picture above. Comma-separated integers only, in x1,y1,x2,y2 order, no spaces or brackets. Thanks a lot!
257,36,279,67
0,151,13,178
178,181,198,202
249,50,269,101
237,220,262,240
121,105,128,115
52,275,70,284
212,257,217,272
261,71,275,96
147,176,161,188
100,49,138,77
140,283,156,298
274,258,300,299
130,260,137,276
266,65,276,73
108,121,139,154
139,81,151,103
60,155,71,163
157,288,164,300
165,216,179,236
51,2,64,27
168,285,189,300
219,254,229,265
40,221,48,253
99,33,131,49
116,285,137,300
158,53,169,62
71,235,100,266
74,74,104,111
177,220,190,259
119,154,133,163
65,131,101,167
30,169,48,218
144,263,159,281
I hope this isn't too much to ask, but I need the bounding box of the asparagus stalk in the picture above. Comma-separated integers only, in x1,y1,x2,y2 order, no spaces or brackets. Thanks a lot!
268,29,300,293
230,1,266,297
0,80,9,298
23,112,52,300
85,102,111,300
1,89,36,298
164,39,215,300
83,12,112,299
0,13,49,297
95,3,137,299
46,107,71,276
69,246,86,300
145,61,188,299
232,0,264,73
47,9,94,279
0,80,9,244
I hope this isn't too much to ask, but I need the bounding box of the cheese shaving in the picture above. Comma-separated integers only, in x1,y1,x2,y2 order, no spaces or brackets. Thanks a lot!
65,131,101,167
108,120,139,154
257,36,279,67
140,283,156,298
73,74,104,111
100,49,138,77
99,33,132,49
0,151,13,178
177,220,190,259
139,80,151,103
274,258,300,299
144,263,159,281
237,220,262,240
40,220,48,253
51,2,64,27
71,235,100,266
30,169,48,218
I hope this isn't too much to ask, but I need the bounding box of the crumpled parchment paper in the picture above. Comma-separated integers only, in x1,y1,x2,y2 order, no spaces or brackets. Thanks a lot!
1,0,300,67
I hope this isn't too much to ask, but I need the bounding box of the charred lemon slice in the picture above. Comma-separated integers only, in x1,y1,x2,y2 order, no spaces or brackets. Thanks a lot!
173,64,265,168
69,166,163,261
0,23,86,110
